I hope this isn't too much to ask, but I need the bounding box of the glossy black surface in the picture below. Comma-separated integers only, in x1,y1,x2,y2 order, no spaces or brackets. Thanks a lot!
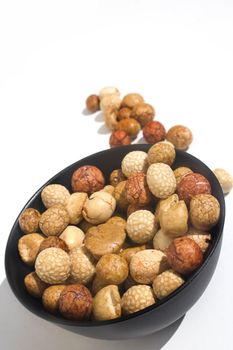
5,144,225,339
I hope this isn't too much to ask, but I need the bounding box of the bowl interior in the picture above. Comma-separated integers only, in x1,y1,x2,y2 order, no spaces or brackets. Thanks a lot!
5,144,225,327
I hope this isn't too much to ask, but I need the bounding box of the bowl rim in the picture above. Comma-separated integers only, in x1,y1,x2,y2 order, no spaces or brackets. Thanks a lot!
5,145,225,327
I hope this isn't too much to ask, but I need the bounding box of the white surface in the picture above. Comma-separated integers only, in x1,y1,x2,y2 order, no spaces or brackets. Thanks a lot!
0,0,233,348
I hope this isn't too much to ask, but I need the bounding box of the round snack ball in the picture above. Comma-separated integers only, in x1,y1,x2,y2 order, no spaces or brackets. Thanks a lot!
35,247,70,284
65,192,87,225
125,172,152,206
18,233,45,265
109,169,126,187
117,118,141,139
39,205,69,236
59,284,93,320
99,86,120,100
131,103,155,127
59,226,85,250
24,272,48,298
166,125,193,150
69,246,96,285
186,227,211,253
93,285,121,321
153,270,184,299
38,236,69,254
121,151,148,177
85,94,100,113
213,168,233,194
173,167,193,186
109,130,131,148
121,93,144,109
121,285,155,315
153,229,174,252
41,184,70,209
71,165,105,195
148,142,176,166
143,121,166,144
159,200,189,237
82,191,116,225
190,194,220,231
96,254,128,285
113,181,129,211
166,237,203,275
126,210,158,244
147,163,176,199
19,208,41,234
117,107,132,120
154,194,179,224
177,173,211,206
100,93,121,112
42,285,66,313
85,222,126,259
130,249,168,284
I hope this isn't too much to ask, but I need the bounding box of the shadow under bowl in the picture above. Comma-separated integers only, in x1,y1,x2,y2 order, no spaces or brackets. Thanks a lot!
5,144,225,340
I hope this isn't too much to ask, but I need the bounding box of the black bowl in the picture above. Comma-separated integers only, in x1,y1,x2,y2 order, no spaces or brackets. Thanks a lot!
5,144,225,340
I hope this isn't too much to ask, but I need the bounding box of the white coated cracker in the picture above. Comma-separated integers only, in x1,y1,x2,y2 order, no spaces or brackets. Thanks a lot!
147,163,176,198
121,151,148,177
126,210,158,244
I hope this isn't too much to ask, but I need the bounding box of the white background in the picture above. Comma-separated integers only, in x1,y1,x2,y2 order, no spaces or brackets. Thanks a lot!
1,0,233,349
